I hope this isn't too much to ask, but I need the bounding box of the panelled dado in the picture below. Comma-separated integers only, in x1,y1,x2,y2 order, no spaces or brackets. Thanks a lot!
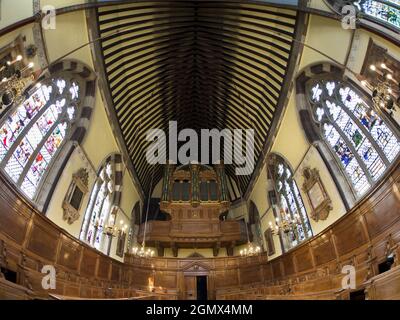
0,161,399,299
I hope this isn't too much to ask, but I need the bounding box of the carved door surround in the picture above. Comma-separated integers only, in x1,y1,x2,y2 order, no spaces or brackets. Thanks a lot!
179,260,214,300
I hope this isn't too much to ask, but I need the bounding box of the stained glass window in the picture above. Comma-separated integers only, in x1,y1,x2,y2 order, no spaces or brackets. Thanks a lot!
269,155,313,252
308,80,400,197
0,78,80,200
80,160,116,252
355,0,400,30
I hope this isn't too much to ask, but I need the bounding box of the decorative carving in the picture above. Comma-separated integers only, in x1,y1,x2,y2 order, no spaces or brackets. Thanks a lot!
62,168,89,225
302,167,333,222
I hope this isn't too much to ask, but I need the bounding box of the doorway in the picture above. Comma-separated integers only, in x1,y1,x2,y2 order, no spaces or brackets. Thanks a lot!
184,275,208,300
196,276,208,301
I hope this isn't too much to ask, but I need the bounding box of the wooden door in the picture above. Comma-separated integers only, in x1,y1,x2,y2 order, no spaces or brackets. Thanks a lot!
184,276,197,300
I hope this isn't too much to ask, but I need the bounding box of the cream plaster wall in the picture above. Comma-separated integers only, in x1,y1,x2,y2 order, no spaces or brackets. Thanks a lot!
40,10,141,261
0,0,33,30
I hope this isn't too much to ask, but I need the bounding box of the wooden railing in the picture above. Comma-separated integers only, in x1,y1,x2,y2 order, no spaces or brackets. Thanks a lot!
0,160,399,299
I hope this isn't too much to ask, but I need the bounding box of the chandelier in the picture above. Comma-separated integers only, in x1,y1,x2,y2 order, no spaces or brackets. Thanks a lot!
240,242,261,257
0,55,36,110
361,63,399,116
235,177,262,257
269,210,303,235
132,165,156,258
132,245,155,258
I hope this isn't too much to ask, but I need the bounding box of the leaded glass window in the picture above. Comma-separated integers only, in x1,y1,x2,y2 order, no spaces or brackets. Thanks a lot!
355,0,400,30
269,155,313,252
0,78,80,199
80,160,116,252
326,0,400,30
308,80,400,197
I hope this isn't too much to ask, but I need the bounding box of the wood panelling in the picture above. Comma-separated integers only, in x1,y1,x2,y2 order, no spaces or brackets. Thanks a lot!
364,189,400,238
57,236,81,271
0,163,399,300
80,249,98,278
97,257,110,279
26,219,59,262
333,215,368,256
294,245,313,272
311,235,336,266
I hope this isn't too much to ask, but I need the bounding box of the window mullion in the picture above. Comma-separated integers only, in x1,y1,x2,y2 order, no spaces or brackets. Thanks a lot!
92,191,108,247
81,180,102,240
340,102,390,167
330,121,374,185
0,97,54,168
16,120,61,186
289,182,308,236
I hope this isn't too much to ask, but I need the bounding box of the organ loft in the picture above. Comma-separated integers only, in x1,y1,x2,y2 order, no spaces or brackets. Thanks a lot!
137,163,246,257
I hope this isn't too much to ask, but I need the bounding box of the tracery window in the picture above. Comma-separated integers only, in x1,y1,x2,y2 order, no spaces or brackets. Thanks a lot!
0,77,80,199
80,158,116,252
326,0,400,30
355,0,400,29
308,80,400,197
269,154,313,252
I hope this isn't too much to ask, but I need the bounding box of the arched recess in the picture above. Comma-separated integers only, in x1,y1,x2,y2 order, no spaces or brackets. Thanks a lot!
296,62,400,209
127,200,141,252
79,153,124,253
0,60,96,212
266,153,313,252
248,200,264,251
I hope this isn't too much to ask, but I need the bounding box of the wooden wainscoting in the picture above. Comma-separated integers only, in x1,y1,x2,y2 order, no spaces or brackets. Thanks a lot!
0,161,399,300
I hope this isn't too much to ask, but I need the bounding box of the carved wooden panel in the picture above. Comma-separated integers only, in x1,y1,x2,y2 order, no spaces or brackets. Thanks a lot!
111,264,121,282
155,273,177,288
26,219,59,262
239,266,261,285
333,215,368,256
294,245,314,272
80,249,98,277
97,257,110,279
271,260,283,279
364,191,400,238
282,255,295,276
311,234,336,266
0,183,30,244
57,236,81,271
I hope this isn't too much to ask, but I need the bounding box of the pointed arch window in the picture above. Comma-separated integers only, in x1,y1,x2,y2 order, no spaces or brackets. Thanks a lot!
0,77,81,200
80,160,114,251
308,79,400,197
80,154,123,254
268,154,313,252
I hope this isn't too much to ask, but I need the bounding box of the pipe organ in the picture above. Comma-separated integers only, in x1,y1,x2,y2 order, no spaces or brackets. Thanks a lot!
138,163,246,257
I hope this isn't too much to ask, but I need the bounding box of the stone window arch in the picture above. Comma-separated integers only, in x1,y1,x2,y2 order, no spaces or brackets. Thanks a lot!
0,60,96,210
79,153,123,253
267,153,313,252
324,0,400,31
296,63,400,208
